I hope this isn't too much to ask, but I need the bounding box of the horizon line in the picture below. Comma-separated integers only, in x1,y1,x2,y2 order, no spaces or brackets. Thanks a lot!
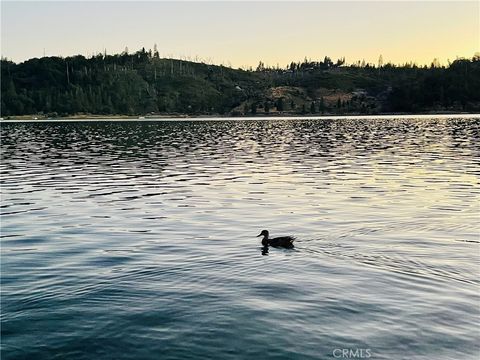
2,48,479,69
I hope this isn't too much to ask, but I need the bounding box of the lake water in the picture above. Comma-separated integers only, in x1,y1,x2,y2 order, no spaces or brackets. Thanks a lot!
1,116,479,359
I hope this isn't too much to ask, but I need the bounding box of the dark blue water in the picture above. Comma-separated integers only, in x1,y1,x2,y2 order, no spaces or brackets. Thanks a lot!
1,116,479,359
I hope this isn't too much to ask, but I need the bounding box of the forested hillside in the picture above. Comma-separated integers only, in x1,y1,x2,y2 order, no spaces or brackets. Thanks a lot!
2,48,479,117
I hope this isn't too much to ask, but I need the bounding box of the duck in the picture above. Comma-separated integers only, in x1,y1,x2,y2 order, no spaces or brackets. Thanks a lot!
257,230,295,248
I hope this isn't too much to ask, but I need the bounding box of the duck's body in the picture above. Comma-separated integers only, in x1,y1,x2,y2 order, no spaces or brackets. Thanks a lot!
257,230,295,248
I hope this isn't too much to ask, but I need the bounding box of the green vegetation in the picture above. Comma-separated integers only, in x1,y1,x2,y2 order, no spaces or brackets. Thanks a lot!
1,48,479,118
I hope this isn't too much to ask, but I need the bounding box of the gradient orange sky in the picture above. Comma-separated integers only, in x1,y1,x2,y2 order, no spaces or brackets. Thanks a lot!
1,1,479,67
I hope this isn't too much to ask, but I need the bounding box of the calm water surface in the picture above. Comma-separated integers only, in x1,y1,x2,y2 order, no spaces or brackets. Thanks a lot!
1,117,479,359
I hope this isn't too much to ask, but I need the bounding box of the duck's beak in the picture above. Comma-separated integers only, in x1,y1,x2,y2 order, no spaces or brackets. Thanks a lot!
256,233,262,237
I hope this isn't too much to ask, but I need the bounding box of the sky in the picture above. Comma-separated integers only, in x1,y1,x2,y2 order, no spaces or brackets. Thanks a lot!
1,1,479,68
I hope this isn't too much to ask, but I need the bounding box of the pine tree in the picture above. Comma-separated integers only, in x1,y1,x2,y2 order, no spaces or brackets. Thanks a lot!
264,101,270,113
319,97,325,113
276,98,284,112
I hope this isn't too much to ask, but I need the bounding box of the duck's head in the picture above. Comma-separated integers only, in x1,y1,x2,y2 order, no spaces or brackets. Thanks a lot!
257,230,269,246
257,230,269,238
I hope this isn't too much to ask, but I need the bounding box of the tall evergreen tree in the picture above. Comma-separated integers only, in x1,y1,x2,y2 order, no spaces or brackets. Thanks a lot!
276,98,284,111
264,101,270,113
319,97,325,114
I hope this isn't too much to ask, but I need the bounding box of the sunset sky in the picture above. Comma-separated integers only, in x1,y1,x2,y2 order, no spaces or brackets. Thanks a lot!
1,1,478,67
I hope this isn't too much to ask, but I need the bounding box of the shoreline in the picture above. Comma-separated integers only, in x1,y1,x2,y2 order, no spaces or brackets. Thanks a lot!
1,112,479,122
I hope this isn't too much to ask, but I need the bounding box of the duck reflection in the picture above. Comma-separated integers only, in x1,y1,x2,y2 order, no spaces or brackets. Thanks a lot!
261,245,269,256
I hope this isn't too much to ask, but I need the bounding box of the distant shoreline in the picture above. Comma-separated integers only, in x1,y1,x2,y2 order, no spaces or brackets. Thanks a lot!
3,110,480,120
2,113,479,123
